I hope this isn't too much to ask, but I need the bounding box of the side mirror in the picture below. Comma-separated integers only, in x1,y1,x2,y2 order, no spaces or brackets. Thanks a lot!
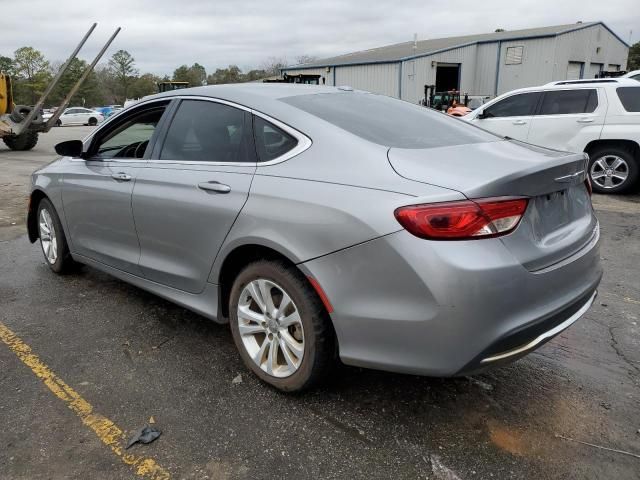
476,110,487,119
55,140,84,158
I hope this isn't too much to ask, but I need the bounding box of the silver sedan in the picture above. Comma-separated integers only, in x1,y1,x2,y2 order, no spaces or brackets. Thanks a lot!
28,84,602,391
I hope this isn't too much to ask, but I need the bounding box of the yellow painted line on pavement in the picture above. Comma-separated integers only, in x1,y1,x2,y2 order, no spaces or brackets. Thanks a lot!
0,321,170,479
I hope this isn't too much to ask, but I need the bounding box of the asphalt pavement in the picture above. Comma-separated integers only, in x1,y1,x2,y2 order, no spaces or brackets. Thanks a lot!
0,127,639,479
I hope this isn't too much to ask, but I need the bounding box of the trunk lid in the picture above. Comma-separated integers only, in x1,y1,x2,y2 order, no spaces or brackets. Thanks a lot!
388,140,598,271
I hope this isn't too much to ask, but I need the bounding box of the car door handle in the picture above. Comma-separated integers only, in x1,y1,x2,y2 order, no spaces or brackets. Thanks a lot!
111,172,132,181
512,120,527,125
577,118,594,123
198,181,231,194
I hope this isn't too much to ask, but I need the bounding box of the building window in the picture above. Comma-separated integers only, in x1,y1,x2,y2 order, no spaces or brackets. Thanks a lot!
505,46,524,65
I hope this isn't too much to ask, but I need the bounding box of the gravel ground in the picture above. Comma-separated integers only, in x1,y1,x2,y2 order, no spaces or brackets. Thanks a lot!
1,127,639,479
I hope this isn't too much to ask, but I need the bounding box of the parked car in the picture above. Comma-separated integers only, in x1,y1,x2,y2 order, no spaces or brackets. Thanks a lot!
42,107,105,126
464,78,640,193
28,84,601,391
623,70,640,81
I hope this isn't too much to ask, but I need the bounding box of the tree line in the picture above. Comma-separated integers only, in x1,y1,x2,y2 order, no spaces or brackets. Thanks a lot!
0,47,315,108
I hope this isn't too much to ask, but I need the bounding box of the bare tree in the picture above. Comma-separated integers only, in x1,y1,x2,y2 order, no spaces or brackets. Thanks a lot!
260,56,288,77
294,55,317,65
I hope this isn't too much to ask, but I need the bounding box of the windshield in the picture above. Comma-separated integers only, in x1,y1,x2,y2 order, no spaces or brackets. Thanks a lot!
282,92,498,149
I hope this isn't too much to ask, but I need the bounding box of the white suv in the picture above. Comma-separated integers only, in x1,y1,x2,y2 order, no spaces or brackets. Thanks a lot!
465,78,640,194
623,70,640,81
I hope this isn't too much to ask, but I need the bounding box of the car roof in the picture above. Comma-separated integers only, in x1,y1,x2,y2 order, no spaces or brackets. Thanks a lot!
490,78,639,97
150,83,346,104
623,70,640,77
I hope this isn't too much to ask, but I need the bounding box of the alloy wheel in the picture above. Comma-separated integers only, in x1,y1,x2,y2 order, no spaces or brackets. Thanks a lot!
39,209,58,264
590,155,629,190
237,279,305,378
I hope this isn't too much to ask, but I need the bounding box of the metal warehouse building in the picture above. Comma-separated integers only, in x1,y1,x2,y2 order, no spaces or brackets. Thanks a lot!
282,22,629,103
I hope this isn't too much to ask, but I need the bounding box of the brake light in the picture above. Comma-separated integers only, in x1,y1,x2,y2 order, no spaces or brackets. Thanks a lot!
394,197,528,240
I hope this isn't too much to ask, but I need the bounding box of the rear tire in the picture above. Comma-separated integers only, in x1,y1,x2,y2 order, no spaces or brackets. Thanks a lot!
229,260,335,392
36,198,77,274
88,117,97,126
588,145,639,194
3,131,39,151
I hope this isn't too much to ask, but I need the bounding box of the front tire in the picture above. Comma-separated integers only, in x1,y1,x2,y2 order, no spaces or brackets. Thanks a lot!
229,260,335,392
588,146,639,194
37,198,77,274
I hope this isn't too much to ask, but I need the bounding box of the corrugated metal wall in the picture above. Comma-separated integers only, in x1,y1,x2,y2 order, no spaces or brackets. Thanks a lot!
282,24,629,103
496,37,557,94
553,24,628,80
334,63,400,97
474,43,499,97
400,44,477,103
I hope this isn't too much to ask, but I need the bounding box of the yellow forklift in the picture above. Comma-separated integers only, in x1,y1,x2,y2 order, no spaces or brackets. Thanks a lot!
0,23,120,151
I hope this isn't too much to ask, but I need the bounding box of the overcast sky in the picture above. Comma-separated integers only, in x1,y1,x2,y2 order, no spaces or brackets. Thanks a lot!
3,0,638,76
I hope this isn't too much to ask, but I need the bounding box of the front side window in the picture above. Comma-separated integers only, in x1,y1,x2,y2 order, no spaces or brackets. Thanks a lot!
616,87,640,112
160,100,251,163
483,92,542,118
92,105,167,159
539,89,597,115
253,116,298,162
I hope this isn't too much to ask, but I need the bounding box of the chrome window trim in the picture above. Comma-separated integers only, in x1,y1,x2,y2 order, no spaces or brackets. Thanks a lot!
81,95,312,167
152,95,311,167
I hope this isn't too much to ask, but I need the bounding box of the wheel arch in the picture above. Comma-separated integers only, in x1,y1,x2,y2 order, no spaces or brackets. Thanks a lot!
584,139,640,158
27,189,48,243
216,243,334,324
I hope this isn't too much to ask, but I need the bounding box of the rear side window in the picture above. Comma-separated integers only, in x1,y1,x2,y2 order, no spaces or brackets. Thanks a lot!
616,87,640,112
483,92,541,118
283,92,498,149
253,116,298,162
539,89,597,115
160,100,252,162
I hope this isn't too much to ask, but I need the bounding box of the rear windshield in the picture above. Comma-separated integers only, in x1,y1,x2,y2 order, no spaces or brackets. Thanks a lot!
617,87,640,112
282,92,498,149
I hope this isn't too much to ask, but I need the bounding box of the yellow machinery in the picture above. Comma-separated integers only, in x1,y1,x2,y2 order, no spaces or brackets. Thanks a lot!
0,24,120,151
157,81,189,93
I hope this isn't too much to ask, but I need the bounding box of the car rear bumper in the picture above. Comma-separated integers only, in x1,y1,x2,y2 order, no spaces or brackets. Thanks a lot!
301,226,602,376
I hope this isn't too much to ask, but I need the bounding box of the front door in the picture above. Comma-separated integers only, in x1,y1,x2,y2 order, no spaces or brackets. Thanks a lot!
61,101,170,274
472,91,542,142
132,98,256,293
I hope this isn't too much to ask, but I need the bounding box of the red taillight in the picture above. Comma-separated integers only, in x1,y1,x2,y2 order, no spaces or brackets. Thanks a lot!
394,197,528,240
585,177,593,196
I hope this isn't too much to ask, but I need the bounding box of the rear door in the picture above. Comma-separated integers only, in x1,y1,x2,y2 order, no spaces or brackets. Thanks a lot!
471,91,542,142
527,88,605,152
132,98,256,293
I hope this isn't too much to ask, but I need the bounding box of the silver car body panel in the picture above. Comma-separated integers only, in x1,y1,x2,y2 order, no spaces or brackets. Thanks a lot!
29,84,602,376
301,226,601,375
